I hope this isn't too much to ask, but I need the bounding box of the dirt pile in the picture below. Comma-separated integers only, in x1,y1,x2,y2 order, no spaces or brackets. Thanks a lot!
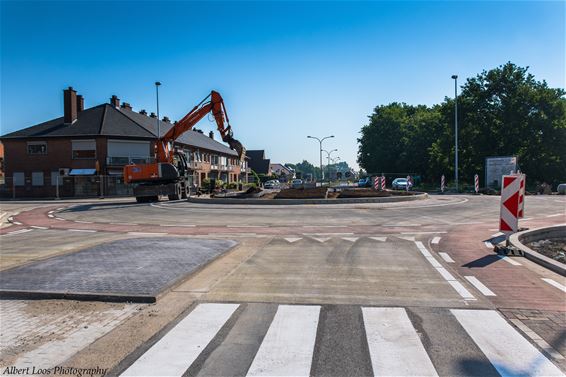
275,187,328,199
338,189,392,198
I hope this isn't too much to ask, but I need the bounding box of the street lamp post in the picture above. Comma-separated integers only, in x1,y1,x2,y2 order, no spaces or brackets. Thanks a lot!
451,75,458,192
307,135,334,181
155,81,162,154
322,148,338,179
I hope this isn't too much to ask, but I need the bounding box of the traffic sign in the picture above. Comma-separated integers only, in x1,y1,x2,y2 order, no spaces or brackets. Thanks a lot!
499,175,521,234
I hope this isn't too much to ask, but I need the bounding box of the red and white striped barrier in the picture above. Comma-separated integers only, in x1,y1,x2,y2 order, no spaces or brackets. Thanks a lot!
499,175,522,234
474,174,479,194
381,175,386,190
441,175,445,193
518,174,526,218
374,176,380,190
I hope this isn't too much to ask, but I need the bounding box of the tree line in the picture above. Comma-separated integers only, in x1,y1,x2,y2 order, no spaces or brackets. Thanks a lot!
357,63,566,187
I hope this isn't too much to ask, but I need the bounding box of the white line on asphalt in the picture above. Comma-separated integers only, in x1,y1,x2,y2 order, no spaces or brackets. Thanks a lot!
541,278,566,293
247,305,320,377
30,226,48,230
47,214,54,218
522,217,533,221
73,220,93,224
402,232,448,235
48,211,54,214
484,241,493,248
497,255,522,266
464,276,496,296
67,229,98,233
546,213,564,218
127,232,167,236
159,224,196,227
12,221,22,225
311,237,331,243
302,233,354,236
54,217,65,221
301,225,343,228
451,309,563,377
397,235,415,241
2,229,33,236
121,303,239,377
383,224,422,227
439,252,455,263
415,241,475,300
509,318,565,360
362,307,438,376
56,208,64,211
227,225,263,228
369,236,387,242
342,237,359,242
110,223,138,226
207,233,257,237
431,237,441,244
491,232,504,237
284,237,302,243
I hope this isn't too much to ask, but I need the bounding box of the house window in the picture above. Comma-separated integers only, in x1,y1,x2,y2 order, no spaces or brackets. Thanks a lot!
27,141,47,155
13,172,24,186
32,172,44,186
72,140,96,159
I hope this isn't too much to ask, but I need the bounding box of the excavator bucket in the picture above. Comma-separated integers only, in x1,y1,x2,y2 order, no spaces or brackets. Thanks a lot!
222,134,246,161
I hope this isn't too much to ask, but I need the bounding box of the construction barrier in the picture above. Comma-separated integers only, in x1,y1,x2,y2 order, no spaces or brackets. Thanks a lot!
374,176,380,191
381,175,386,190
518,174,526,218
441,175,445,193
474,174,479,194
499,174,522,234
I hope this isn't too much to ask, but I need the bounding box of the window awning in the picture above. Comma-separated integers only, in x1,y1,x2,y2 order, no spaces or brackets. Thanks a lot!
69,169,97,176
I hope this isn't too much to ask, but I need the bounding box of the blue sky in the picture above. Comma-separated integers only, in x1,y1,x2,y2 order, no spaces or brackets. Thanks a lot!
1,1,564,169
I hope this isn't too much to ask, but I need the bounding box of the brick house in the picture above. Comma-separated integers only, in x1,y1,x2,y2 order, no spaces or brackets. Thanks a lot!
0,87,249,198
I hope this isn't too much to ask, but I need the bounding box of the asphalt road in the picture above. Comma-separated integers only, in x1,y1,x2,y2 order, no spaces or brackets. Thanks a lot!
1,194,565,376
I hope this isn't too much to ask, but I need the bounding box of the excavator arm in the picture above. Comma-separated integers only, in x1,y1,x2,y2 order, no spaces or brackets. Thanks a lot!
157,90,246,163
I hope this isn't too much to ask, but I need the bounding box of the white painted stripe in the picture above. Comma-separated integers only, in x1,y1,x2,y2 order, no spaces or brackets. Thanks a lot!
439,252,455,263
497,255,522,266
74,220,93,224
542,278,566,293
436,267,455,281
302,232,354,236
465,276,496,296
110,223,138,226
121,303,239,377
284,237,302,243
2,229,33,236
127,232,167,236
522,217,533,221
160,224,195,227
67,229,97,233
247,305,320,377
227,225,263,228
402,231,448,235
369,236,387,242
48,211,54,214
54,217,65,221
484,241,493,248
12,221,22,225
431,236,441,244
47,214,54,218
546,213,563,218
30,226,48,230
342,237,359,242
56,208,64,211
383,224,422,227
362,307,438,376
311,237,331,243
452,309,564,376
426,256,442,268
397,235,415,241
491,232,504,237
447,281,475,300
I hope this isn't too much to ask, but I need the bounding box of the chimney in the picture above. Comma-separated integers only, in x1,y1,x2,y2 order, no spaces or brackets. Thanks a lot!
121,102,132,111
162,116,170,123
140,109,147,115
208,131,214,139
64,87,78,124
76,95,84,113
110,95,120,108
149,112,157,118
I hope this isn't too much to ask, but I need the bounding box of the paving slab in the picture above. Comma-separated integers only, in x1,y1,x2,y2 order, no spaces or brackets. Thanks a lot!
0,238,237,302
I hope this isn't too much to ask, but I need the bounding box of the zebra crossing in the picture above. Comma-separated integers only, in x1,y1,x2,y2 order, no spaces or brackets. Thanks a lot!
118,303,564,377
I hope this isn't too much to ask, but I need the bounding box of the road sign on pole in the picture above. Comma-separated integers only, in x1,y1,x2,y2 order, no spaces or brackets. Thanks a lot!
499,175,521,235
474,174,479,194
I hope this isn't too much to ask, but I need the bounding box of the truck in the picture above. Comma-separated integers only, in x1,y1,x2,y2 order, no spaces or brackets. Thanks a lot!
123,90,245,203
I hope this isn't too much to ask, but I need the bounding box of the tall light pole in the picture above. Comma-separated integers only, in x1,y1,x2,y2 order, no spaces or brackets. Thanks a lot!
155,82,162,156
451,75,458,192
307,135,334,181
322,148,338,178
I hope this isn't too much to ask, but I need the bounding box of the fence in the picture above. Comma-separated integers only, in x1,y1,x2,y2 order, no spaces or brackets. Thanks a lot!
0,175,133,199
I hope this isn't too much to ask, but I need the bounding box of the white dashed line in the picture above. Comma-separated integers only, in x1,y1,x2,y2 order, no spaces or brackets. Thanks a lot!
302,233,354,236
30,226,48,230
484,241,493,248
383,224,422,227
541,278,566,293
402,232,447,235
110,223,138,226
54,218,66,221
2,229,33,236
159,224,196,227
465,276,496,296
491,232,504,237
67,229,97,233
439,252,455,263
226,225,263,228
12,221,22,225
431,237,441,244
497,255,522,266
74,221,94,224
48,211,54,215
48,214,55,218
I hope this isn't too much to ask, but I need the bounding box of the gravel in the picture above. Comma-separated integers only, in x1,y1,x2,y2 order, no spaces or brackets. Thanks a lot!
528,239,566,264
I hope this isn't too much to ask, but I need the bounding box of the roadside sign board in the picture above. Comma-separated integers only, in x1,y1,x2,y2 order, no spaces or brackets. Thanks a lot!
486,156,517,189
499,175,521,234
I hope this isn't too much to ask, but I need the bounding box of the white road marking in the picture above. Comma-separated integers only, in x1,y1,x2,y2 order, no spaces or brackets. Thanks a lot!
56,208,64,211
464,276,496,296
2,229,33,236
54,217,65,221
491,232,504,237
402,232,447,235
439,252,455,263
127,232,167,236
484,241,493,248
397,235,416,241
452,309,564,377
362,307,438,376
546,213,564,218
48,211,54,214
74,220,93,224
342,237,359,242
383,224,422,227
67,229,98,233
121,303,239,377
302,225,343,228
311,237,331,243
12,221,22,225
227,225,263,228
30,226,48,230
369,237,387,242
415,241,475,300
541,278,566,293
284,237,302,243
431,236,441,244
509,318,565,360
159,224,195,227
302,233,353,236
497,255,522,266
47,214,54,218
247,305,320,377
522,217,533,221
110,223,138,226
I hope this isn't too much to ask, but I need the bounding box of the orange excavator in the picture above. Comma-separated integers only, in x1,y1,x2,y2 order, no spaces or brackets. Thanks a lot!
124,90,246,202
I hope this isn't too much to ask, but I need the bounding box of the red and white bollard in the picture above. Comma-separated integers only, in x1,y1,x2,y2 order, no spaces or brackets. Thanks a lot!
374,176,380,190
474,174,479,194
406,175,412,191
381,175,386,190
441,175,445,193
518,174,526,218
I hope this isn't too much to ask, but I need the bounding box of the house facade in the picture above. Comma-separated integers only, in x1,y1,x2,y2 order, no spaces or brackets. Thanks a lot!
0,87,249,198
